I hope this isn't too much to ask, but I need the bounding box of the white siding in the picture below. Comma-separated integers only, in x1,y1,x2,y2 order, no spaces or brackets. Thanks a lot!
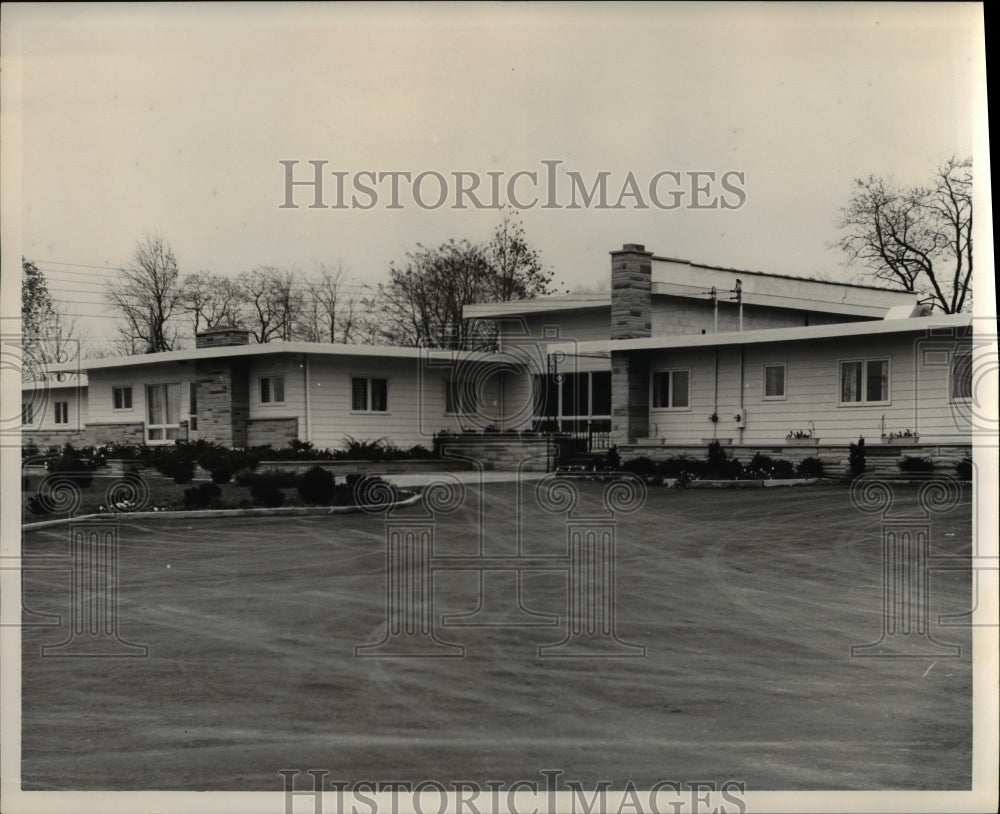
21,384,87,432
86,362,196,430
646,333,971,445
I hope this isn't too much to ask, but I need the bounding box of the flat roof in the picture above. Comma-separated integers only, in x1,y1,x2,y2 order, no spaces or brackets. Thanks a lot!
464,292,609,319
547,313,972,355
42,342,516,373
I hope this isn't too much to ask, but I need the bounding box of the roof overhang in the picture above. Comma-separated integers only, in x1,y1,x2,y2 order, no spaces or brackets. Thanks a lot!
548,313,972,355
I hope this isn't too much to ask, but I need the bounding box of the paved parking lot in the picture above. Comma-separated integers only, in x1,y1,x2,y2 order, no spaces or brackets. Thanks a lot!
20,482,973,792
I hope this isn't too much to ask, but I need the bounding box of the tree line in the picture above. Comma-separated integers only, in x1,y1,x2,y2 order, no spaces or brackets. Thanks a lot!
21,158,974,375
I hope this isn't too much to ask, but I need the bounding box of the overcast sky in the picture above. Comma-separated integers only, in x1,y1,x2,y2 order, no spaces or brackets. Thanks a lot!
2,2,987,346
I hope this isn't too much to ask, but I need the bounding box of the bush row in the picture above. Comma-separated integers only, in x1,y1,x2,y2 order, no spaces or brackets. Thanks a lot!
620,442,825,482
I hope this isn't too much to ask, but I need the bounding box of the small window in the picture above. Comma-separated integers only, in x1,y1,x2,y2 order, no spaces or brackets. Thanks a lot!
54,401,69,424
950,351,972,400
113,386,133,410
22,403,33,425
763,364,786,399
260,375,285,404
189,383,198,431
651,370,690,409
352,377,388,412
840,358,889,405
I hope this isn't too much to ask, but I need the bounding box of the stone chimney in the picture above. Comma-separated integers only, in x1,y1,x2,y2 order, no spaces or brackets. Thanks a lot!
610,243,653,339
195,328,251,349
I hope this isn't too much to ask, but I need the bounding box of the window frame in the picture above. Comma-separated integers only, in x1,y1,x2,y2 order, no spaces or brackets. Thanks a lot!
650,368,692,411
258,375,286,405
112,385,133,411
145,381,183,444
351,376,390,414
21,403,33,425
949,349,972,402
838,357,891,407
761,362,787,401
54,401,69,425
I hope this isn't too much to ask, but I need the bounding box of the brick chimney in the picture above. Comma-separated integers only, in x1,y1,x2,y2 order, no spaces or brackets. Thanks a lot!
610,243,653,339
195,328,251,349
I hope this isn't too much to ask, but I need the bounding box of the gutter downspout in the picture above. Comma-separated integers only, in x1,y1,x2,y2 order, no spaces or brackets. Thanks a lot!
738,345,745,445
303,353,311,444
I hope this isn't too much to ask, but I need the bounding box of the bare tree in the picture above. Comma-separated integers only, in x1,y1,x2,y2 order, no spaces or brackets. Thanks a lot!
297,261,365,343
179,272,243,334
833,157,972,313
105,234,184,352
237,266,303,343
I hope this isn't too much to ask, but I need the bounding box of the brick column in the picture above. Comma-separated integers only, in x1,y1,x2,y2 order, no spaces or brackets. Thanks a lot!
611,350,649,446
195,360,250,447
610,243,653,340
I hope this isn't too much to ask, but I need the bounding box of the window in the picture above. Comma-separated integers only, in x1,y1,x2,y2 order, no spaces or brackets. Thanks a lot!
950,351,972,400
652,370,690,409
840,359,889,405
21,403,33,425
112,386,133,410
531,370,612,432
146,382,182,442
352,377,388,412
54,401,69,424
259,376,285,404
445,379,477,415
763,364,786,399
189,383,198,431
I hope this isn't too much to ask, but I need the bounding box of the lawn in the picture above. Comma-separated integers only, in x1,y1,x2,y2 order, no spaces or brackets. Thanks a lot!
20,482,973,792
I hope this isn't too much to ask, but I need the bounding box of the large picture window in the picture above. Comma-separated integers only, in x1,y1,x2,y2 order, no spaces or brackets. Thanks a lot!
651,369,690,409
840,359,889,405
147,382,182,442
531,370,612,435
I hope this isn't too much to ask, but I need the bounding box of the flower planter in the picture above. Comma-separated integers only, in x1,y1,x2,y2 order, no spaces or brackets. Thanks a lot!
880,436,920,445
784,438,819,445
701,438,733,444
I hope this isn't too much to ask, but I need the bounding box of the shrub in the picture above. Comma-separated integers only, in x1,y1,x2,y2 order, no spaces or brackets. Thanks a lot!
297,466,337,505
657,456,703,478
46,454,94,488
705,441,743,479
27,495,49,515
849,437,866,477
621,457,657,478
23,442,40,460
955,458,973,480
898,456,936,473
210,465,234,484
797,456,825,478
183,482,222,509
234,467,257,486
604,446,621,471
745,454,795,479
249,473,287,507
162,458,195,485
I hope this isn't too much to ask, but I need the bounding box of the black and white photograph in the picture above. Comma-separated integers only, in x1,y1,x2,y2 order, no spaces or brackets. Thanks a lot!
1,3,996,814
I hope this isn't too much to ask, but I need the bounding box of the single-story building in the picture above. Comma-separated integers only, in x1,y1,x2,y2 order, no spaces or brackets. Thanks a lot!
22,243,975,468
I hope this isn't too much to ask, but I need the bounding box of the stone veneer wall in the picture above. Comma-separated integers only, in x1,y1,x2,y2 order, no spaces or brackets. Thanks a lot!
435,436,558,472
611,350,650,447
22,429,88,449
195,360,250,447
610,243,653,340
247,417,299,448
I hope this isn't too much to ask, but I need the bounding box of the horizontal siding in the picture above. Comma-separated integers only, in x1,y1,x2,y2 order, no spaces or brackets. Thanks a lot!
646,334,971,445
86,362,196,430
305,355,504,451
651,297,855,336
21,386,88,433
